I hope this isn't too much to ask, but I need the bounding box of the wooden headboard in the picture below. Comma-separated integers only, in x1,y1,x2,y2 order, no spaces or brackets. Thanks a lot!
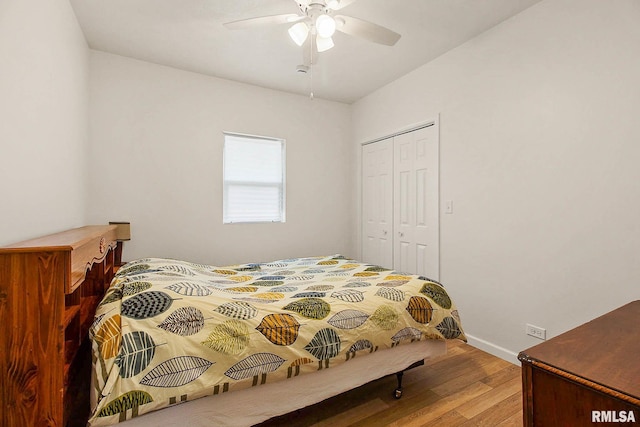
0,225,128,427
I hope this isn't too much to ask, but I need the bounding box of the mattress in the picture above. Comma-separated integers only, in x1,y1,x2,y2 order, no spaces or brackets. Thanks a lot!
88,255,465,426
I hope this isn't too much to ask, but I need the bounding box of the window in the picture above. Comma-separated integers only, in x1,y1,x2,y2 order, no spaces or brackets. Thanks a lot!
223,133,285,223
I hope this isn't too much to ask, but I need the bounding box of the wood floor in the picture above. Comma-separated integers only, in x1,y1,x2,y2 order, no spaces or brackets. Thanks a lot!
257,340,523,427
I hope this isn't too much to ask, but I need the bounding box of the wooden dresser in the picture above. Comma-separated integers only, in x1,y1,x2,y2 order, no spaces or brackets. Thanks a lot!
518,301,640,426
0,226,126,427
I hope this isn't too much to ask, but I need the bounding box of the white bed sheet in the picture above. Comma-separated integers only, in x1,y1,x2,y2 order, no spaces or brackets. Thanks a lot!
118,339,446,427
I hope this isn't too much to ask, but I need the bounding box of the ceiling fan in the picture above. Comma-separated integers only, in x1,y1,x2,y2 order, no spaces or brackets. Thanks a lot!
224,0,401,60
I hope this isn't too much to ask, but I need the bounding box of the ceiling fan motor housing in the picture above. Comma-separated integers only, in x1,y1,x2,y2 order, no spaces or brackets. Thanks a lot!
298,1,332,20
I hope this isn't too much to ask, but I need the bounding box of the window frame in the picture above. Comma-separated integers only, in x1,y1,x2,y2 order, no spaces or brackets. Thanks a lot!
222,132,286,224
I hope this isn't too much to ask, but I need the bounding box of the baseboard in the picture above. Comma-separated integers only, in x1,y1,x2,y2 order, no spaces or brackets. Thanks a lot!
464,334,520,365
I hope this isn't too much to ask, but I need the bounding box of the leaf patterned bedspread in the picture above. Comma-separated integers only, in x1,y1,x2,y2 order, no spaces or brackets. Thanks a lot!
88,255,466,425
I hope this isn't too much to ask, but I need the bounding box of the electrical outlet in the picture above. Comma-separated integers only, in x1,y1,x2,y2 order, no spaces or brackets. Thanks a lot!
526,324,546,340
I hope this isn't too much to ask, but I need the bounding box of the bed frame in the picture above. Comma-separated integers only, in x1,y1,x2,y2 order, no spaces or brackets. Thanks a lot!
0,225,126,427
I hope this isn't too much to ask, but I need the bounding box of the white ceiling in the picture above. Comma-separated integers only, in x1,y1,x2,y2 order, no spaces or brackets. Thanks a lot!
70,0,542,104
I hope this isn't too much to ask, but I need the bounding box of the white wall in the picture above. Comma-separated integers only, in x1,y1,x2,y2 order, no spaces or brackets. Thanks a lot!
0,0,89,245
353,0,640,362
87,51,353,265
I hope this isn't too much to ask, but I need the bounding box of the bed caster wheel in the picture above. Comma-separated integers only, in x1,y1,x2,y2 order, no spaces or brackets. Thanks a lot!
393,388,403,399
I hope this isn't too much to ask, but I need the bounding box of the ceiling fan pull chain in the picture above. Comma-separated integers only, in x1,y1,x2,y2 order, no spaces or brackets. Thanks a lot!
310,70,314,99
309,39,314,99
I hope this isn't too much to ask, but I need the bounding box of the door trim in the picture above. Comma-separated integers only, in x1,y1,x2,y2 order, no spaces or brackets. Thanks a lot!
361,120,436,146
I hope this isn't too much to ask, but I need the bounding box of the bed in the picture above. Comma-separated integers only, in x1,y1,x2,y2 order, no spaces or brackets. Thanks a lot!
88,254,466,426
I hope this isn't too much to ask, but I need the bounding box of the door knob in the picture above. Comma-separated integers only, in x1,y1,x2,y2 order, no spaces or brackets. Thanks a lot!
383,230,387,235
399,232,404,237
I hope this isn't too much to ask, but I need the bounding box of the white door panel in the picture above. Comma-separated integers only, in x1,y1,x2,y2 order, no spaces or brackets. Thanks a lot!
398,240,411,273
393,125,439,279
361,138,393,269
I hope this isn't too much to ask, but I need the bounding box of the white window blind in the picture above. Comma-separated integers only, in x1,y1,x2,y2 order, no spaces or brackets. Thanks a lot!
223,133,286,223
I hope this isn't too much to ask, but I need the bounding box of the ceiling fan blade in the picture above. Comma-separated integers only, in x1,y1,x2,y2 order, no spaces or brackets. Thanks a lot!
334,15,401,46
224,14,302,30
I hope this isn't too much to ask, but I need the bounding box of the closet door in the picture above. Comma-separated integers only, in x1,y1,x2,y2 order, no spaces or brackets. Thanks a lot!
362,138,393,268
393,125,439,279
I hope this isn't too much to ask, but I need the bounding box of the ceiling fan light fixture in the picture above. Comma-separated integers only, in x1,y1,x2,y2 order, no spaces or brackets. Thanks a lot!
326,0,341,9
288,22,309,46
315,14,336,38
316,35,334,52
